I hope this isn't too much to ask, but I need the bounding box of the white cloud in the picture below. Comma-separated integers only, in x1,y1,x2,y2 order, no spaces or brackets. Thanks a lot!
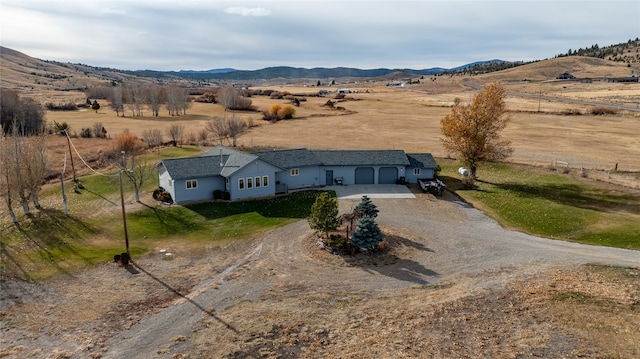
224,7,271,17
100,7,126,15
1,0,638,71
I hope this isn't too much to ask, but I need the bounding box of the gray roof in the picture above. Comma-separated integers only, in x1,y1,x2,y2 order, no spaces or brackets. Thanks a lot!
160,146,438,180
407,153,439,169
312,150,410,166
203,145,259,176
253,149,322,169
158,156,226,180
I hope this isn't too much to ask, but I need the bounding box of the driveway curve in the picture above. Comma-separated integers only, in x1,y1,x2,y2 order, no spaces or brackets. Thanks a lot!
102,187,640,358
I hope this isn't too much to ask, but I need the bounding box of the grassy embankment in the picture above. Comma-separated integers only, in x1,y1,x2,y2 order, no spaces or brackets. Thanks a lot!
439,159,640,249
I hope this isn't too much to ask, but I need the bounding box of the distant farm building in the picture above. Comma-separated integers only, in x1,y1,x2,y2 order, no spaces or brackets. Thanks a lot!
556,72,575,80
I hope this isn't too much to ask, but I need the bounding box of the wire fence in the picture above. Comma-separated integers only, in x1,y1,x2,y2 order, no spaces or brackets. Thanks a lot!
551,159,640,189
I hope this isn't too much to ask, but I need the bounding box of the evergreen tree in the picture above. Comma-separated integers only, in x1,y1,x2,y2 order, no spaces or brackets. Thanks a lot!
354,195,379,218
91,100,100,113
350,216,383,249
308,192,342,238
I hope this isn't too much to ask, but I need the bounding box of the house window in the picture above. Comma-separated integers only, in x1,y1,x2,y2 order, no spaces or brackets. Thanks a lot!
186,179,198,189
413,168,421,176
239,178,245,190
247,177,253,189
262,176,269,187
255,176,261,188
291,168,299,176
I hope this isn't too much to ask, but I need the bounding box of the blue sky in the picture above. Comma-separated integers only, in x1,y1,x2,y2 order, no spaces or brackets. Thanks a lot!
1,1,638,71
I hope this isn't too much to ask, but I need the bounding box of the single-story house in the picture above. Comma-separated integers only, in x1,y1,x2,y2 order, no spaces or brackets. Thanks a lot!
156,145,439,204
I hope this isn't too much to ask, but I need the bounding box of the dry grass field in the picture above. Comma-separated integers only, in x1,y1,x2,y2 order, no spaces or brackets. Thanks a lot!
43,67,640,176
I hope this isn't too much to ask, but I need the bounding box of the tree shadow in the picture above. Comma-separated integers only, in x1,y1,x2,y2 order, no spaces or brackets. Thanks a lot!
77,186,118,206
131,261,239,334
130,204,204,234
343,234,439,285
1,209,104,280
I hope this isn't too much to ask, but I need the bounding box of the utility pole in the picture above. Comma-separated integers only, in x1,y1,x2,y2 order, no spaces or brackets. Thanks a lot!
537,91,542,113
119,169,130,257
64,130,77,182
119,151,130,257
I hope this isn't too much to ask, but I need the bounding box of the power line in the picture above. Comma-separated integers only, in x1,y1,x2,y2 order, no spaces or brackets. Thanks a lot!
63,131,118,178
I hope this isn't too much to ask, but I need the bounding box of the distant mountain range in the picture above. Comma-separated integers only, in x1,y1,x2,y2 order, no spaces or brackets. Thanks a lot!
125,60,508,81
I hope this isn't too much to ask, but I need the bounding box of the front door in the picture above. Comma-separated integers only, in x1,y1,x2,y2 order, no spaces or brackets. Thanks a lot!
326,170,334,185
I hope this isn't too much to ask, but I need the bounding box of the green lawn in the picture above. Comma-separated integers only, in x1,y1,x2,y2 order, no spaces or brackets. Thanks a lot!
438,159,640,249
1,144,331,280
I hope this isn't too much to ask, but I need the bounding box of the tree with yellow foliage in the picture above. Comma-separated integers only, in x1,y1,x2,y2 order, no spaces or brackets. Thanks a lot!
440,83,513,179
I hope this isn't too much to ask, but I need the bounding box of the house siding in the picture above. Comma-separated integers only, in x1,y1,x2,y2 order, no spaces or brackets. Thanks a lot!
227,160,280,200
173,176,224,204
405,167,435,183
276,166,321,189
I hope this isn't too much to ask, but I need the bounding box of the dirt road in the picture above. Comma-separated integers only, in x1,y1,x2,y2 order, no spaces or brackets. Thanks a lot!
97,186,640,358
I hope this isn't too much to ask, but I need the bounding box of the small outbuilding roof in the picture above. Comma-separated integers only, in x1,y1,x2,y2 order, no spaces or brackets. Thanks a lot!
406,153,439,169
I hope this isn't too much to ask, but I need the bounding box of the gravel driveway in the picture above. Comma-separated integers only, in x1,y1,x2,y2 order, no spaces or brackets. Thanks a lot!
101,186,640,358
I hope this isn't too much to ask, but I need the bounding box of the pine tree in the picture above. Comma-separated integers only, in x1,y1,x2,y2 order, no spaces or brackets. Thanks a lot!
91,100,100,113
354,195,379,218
308,192,342,238
350,216,383,249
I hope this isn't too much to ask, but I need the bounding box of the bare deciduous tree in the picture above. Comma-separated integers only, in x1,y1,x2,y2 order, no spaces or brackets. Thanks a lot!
147,85,165,117
166,123,184,146
125,82,145,117
218,86,252,111
205,115,246,147
0,124,48,220
120,155,155,203
166,86,189,116
141,128,164,149
111,86,124,117
1,89,45,135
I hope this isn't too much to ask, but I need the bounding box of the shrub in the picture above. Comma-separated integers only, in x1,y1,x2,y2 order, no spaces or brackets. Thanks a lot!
80,128,92,138
560,108,582,115
113,131,144,155
93,122,107,138
153,187,173,203
45,102,78,111
590,107,618,115
269,104,282,115
327,234,347,248
277,105,296,120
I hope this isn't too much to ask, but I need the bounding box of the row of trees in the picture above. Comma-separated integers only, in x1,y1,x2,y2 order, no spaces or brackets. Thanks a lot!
109,83,190,117
1,89,46,135
86,83,192,117
88,83,257,117
0,126,48,222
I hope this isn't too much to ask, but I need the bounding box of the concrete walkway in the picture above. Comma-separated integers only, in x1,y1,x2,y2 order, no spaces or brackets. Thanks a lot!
329,184,416,199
